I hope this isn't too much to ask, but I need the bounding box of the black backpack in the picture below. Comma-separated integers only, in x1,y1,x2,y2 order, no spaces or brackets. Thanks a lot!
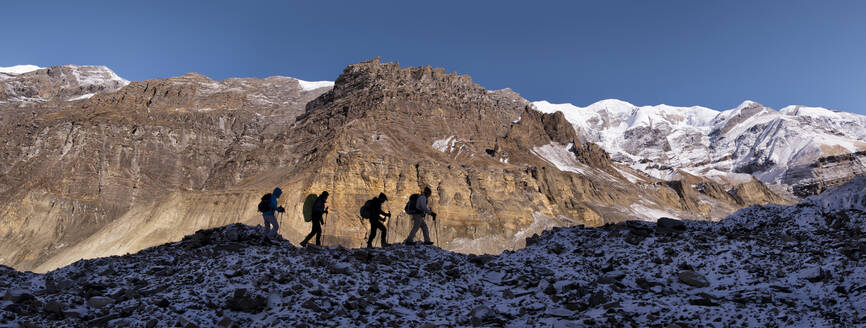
257,193,272,213
404,194,420,214
360,199,376,219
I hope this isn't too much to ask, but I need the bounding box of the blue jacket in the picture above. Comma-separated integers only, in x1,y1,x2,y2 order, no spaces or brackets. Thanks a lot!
263,188,282,216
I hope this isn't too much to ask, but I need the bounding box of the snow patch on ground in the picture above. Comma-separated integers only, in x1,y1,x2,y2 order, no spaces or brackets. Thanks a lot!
531,142,586,174
432,135,457,152
68,93,95,101
630,203,678,221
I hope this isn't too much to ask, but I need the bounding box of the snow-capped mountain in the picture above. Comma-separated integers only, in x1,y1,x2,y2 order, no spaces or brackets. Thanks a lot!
533,99,866,197
0,65,129,105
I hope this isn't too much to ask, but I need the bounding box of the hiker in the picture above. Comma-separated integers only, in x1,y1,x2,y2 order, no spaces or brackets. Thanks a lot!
259,187,285,237
361,193,391,248
404,187,436,245
301,191,328,247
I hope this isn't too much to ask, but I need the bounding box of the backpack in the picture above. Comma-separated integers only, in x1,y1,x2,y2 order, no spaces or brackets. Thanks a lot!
302,194,318,222
404,194,421,214
360,199,376,219
257,193,272,213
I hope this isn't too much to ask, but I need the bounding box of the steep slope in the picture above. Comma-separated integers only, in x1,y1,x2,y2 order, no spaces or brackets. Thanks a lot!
533,99,866,197
2,178,864,327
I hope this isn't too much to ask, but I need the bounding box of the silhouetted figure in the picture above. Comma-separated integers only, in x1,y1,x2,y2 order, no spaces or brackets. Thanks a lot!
301,191,328,247
404,187,436,245
258,187,285,237
361,193,391,248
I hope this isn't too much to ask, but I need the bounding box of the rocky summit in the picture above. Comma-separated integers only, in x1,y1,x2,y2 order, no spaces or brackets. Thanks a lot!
1,59,800,273
1,177,864,327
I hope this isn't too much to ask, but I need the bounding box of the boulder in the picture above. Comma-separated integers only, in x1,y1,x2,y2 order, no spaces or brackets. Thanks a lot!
657,217,686,233
43,300,65,315
468,305,494,326
225,289,267,314
678,270,710,288
588,291,607,307
88,296,114,309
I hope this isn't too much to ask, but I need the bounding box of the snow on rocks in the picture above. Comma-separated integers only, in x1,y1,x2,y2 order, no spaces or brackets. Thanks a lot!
2,181,866,328
531,99,866,190
296,79,335,91
0,65,42,75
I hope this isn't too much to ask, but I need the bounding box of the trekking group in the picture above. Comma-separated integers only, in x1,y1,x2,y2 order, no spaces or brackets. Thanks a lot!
257,186,438,248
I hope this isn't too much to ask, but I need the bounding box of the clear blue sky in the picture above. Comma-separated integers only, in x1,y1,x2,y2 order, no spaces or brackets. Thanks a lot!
3,0,865,114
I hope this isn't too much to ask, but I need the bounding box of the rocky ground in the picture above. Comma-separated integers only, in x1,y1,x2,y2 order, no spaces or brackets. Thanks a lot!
1,178,865,327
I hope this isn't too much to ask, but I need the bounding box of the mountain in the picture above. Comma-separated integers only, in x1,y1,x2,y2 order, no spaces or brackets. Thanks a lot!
0,65,128,105
0,59,784,273
2,177,864,327
0,66,332,272
533,99,866,198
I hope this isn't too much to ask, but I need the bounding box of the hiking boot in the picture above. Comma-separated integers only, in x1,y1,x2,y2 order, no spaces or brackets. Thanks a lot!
423,241,434,245
300,241,308,248
366,243,373,249
382,243,390,247
404,241,416,245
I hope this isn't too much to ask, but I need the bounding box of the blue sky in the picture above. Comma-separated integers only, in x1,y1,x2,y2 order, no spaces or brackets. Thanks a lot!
3,0,865,114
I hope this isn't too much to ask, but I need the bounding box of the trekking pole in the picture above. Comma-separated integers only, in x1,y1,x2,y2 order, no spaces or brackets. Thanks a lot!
360,215,368,246
435,216,440,247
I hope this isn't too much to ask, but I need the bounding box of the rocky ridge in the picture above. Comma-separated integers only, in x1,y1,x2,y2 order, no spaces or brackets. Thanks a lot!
1,177,864,327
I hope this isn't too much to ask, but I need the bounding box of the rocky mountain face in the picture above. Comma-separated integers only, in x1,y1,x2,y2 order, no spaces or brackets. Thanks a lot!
0,67,331,272
533,99,866,198
272,58,788,254
0,59,789,273
1,178,864,327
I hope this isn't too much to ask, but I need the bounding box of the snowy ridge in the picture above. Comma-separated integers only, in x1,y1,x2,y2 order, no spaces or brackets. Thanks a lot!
532,99,866,188
803,176,866,212
0,65,42,75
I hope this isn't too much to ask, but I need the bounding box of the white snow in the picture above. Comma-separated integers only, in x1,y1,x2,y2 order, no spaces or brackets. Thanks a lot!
68,93,95,101
432,135,457,152
296,79,334,91
804,176,866,211
0,64,42,75
630,203,679,221
531,142,586,174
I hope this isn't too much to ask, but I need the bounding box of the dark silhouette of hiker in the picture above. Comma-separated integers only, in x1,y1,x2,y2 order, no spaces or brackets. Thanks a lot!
362,193,391,248
405,187,436,245
301,191,328,247
261,187,285,237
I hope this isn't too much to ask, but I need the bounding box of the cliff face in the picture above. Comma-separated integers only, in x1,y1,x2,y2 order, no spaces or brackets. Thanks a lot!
0,70,330,271
0,59,787,272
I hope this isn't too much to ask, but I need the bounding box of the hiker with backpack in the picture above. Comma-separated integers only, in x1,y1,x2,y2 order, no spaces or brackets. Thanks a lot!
360,193,391,248
258,187,285,237
301,191,328,247
404,186,437,245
